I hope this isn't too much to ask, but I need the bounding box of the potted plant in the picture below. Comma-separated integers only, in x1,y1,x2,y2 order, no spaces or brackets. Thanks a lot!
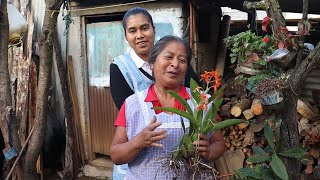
224,30,275,75
255,79,285,105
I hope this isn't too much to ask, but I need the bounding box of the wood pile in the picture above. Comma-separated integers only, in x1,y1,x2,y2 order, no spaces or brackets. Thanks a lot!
215,78,320,179
297,99,320,179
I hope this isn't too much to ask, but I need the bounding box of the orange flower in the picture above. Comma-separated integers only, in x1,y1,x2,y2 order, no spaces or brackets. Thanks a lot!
200,71,212,83
196,103,207,111
212,79,221,92
200,93,207,102
200,70,221,85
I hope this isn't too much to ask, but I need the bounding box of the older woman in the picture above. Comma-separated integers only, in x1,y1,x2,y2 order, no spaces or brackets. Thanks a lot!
110,35,225,179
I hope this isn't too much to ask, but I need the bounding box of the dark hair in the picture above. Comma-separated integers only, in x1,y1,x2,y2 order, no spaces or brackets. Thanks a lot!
122,7,154,33
149,35,192,65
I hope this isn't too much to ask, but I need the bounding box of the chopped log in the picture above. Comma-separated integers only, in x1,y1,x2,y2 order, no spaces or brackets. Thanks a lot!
243,128,254,145
220,102,232,118
297,98,318,121
298,117,310,136
238,123,249,129
251,99,263,115
243,109,255,120
231,99,252,117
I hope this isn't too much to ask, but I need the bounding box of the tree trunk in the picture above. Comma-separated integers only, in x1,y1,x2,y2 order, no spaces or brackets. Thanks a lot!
243,1,320,179
279,89,301,179
53,30,74,178
23,0,63,179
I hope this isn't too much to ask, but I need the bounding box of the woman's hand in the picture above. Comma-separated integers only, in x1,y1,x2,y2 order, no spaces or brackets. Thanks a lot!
111,116,167,164
193,131,226,161
193,134,210,159
134,116,167,148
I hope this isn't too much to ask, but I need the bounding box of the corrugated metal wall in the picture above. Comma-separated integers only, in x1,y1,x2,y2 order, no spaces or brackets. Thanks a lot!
89,87,118,155
301,69,320,104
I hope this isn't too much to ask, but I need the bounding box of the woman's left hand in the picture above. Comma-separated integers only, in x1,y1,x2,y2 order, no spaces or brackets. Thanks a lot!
192,134,210,159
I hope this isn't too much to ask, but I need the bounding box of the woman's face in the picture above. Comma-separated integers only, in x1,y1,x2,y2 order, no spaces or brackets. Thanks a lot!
125,13,155,61
152,41,188,89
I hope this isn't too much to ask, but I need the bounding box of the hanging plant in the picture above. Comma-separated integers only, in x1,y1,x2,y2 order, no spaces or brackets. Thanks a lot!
224,30,275,66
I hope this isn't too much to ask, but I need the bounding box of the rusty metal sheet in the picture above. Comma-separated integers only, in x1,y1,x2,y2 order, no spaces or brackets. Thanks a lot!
89,87,118,155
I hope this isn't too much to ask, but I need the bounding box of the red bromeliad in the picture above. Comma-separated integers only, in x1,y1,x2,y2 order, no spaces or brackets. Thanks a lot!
262,16,271,32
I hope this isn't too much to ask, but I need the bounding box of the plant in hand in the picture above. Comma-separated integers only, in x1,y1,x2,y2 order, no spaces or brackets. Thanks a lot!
154,70,246,179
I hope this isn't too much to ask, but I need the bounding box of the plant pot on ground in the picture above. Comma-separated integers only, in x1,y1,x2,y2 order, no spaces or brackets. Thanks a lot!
255,79,285,105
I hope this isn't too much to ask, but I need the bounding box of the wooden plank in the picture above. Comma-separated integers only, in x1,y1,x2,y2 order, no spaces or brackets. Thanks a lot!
16,58,30,145
28,61,37,132
67,56,85,166
215,155,231,180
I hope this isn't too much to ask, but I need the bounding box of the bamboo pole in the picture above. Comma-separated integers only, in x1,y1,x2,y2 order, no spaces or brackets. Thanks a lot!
6,126,35,180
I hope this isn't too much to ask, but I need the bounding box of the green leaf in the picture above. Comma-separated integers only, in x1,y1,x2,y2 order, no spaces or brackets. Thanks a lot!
264,124,275,150
182,134,195,151
261,167,280,180
231,57,237,64
246,155,270,163
166,91,193,116
180,116,186,134
190,78,201,103
202,99,223,134
194,109,203,130
153,107,198,129
208,85,226,102
271,153,288,180
259,60,267,65
278,148,307,159
210,119,246,132
252,146,268,156
236,167,261,179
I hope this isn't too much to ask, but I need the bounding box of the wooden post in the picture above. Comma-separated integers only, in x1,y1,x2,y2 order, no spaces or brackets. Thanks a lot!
215,15,231,77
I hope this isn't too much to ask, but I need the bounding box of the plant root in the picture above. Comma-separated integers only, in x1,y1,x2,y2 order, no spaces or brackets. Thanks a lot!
165,155,220,180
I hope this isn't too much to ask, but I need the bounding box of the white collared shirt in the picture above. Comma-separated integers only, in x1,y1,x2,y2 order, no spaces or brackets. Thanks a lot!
130,49,152,76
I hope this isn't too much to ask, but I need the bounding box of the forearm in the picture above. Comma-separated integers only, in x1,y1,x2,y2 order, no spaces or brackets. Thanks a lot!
110,137,144,165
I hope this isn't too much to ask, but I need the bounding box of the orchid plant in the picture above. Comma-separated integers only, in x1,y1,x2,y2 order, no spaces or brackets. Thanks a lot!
154,70,245,163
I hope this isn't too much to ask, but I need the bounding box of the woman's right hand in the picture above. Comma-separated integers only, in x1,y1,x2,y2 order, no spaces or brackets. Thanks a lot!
134,116,167,148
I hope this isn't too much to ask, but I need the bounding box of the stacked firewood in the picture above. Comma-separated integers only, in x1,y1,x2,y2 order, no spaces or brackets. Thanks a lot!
297,98,320,179
217,78,320,179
